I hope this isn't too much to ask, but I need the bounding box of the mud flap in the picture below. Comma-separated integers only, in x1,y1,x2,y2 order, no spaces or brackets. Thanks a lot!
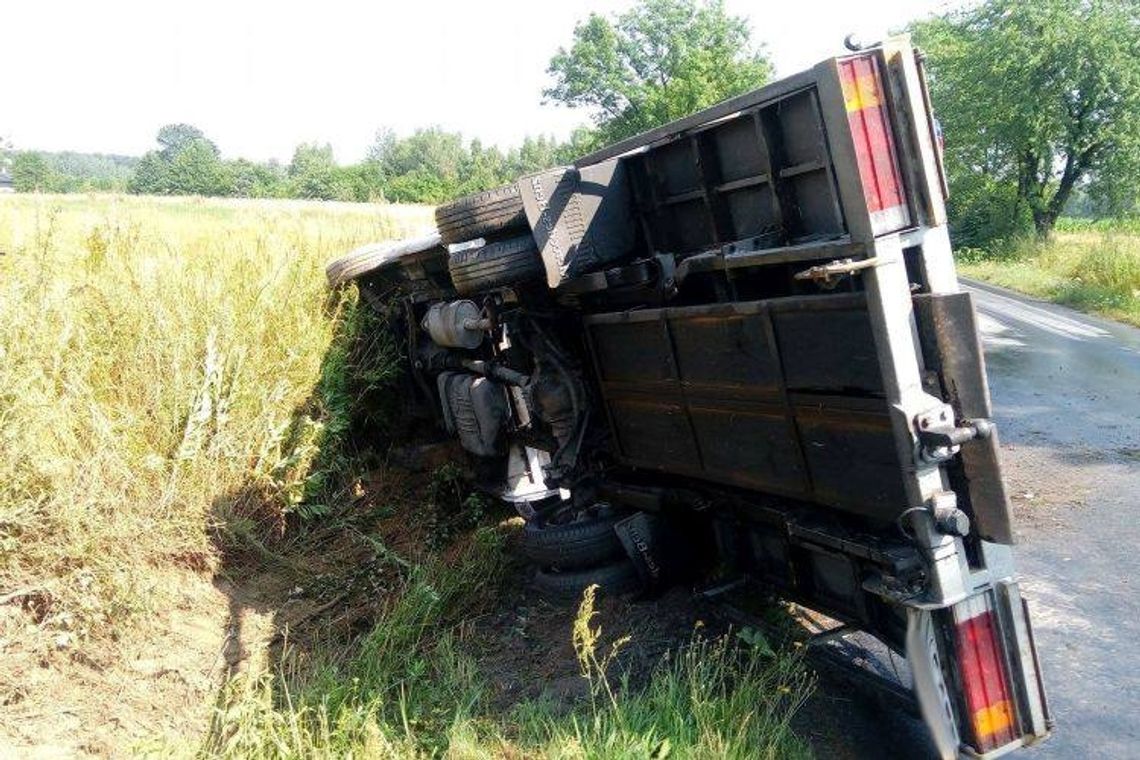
913,292,1014,544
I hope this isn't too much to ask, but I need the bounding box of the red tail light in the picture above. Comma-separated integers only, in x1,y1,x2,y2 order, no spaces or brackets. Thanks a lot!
838,55,911,234
952,605,1019,752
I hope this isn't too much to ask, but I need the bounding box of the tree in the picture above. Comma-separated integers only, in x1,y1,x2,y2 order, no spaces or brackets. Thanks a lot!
509,134,567,176
156,124,218,160
229,159,287,198
129,124,230,196
379,128,465,181
544,0,772,144
128,152,172,195
12,152,55,192
288,143,351,200
166,140,231,196
39,151,136,192
369,127,475,203
459,139,510,195
912,0,1140,239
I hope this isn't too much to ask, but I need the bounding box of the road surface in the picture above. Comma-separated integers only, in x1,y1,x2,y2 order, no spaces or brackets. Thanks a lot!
967,280,1140,759
799,281,1140,758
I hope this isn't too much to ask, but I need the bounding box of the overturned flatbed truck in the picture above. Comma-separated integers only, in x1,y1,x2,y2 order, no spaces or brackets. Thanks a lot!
329,36,1051,759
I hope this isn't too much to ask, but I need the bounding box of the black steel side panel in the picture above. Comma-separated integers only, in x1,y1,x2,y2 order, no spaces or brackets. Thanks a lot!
625,86,846,257
585,294,908,523
913,292,1015,544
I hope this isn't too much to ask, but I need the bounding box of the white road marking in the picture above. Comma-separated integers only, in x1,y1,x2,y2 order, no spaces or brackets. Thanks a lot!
969,287,1110,341
975,312,1026,348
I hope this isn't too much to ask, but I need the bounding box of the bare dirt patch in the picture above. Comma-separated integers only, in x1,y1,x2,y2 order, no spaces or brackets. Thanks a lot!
0,462,442,758
466,582,717,711
1,567,242,758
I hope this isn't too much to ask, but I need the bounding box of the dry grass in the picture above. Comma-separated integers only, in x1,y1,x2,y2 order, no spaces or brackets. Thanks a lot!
958,226,1140,326
0,193,432,654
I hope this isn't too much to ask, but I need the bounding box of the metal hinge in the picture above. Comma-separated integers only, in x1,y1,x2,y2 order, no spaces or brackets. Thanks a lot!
793,256,881,288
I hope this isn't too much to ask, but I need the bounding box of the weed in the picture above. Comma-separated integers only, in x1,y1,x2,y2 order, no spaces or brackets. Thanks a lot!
958,222,1140,326
424,464,496,548
514,593,813,760
571,584,631,709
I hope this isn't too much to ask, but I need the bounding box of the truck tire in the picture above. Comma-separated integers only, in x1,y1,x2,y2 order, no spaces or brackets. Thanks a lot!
326,243,403,288
435,184,528,244
519,513,625,570
533,560,641,601
448,235,544,295
325,233,444,288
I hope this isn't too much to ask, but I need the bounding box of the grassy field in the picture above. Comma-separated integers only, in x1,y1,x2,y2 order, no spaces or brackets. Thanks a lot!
957,219,1140,326
0,193,431,623
0,194,810,758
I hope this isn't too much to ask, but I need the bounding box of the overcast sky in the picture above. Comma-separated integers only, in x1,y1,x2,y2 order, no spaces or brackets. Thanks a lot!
5,0,958,163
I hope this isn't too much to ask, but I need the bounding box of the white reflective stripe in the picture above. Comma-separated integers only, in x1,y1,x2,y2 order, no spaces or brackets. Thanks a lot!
907,608,960,760
870,204,910,235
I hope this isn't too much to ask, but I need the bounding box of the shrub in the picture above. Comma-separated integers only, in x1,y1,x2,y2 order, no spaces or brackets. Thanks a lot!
946,174,1033,252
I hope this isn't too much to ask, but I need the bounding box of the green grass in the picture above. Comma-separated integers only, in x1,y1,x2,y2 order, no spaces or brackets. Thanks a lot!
191,544,811,760
957,222,1140,326
1054,216,1140,235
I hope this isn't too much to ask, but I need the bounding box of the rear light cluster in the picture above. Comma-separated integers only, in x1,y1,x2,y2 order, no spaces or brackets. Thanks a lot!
838,54,911,235
949,596,1019,753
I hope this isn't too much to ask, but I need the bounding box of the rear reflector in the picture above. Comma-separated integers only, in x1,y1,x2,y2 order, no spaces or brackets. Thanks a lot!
951,602,1019,752
838,54,911,235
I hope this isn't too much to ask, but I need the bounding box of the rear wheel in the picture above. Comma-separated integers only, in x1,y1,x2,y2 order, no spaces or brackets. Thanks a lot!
448,235,544,295
519,509,625,570
435,184,527,244
532,559,641,601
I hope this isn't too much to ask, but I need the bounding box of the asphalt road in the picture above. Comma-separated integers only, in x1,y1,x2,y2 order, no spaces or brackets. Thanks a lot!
966,280,1140,759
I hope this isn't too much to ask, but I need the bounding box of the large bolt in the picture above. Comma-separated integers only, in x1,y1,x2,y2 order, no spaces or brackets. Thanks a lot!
934,507,971,537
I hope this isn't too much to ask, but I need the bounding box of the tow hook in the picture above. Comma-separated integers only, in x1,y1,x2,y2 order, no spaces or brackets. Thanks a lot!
915,408,994,463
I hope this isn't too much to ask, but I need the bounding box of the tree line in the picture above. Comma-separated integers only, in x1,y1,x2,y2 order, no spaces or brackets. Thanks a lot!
6,151,137,193
5,0,1138,242
6,125,594,203
4,0,768,206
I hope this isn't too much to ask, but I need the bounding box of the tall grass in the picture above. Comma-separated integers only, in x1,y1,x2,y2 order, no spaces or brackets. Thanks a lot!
196,546,811,760
0,194,433,642
957,223,1140,326
197,529,510,759
516,586,812,760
